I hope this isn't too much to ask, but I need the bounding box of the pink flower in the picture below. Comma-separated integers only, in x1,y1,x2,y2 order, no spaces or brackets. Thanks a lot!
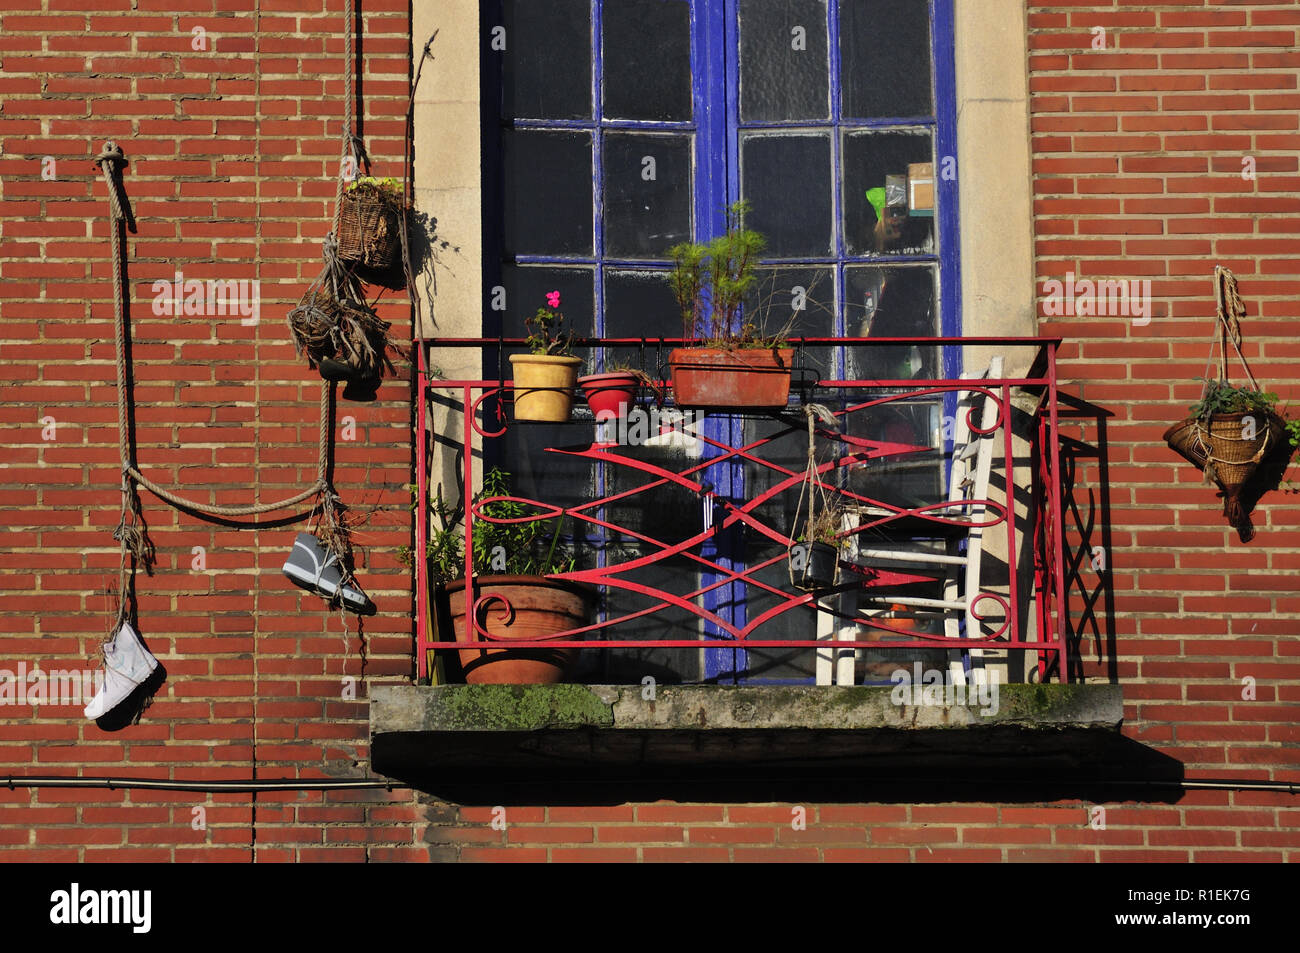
546,291,561,309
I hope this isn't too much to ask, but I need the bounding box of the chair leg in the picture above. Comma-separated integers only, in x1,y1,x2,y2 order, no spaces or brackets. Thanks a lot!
835,590,857,686
815,595,834,686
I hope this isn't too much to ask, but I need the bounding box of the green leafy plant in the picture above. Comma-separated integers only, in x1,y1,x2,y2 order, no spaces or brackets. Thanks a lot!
1189,379,1278,417
347,175,403,195
345,175,404,214
423,468,576,585
1189,379,1300,448
525,290,575,356
669,200,787,349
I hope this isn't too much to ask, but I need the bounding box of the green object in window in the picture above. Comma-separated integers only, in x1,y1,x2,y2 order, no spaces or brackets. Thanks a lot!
865,186,887,220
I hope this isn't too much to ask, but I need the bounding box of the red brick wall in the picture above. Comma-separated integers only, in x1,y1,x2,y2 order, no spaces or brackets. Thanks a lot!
2,1,1297,863
0,0,419,859
1023,0,1299,853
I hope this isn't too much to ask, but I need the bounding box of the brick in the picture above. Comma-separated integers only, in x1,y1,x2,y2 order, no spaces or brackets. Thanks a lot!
551,847,640,862
595,826,684,844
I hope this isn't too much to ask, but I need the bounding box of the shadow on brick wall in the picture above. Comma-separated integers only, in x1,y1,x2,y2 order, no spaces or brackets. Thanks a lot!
1057,393,1117,685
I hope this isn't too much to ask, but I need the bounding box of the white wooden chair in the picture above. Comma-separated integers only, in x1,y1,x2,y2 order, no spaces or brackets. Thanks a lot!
815,357,1003,686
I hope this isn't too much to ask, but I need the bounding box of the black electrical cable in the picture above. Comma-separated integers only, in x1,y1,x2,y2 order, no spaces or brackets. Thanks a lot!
4,776,401,794
2,774,1295,795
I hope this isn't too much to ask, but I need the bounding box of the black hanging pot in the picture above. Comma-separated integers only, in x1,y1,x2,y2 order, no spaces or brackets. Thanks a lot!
789,541,838,591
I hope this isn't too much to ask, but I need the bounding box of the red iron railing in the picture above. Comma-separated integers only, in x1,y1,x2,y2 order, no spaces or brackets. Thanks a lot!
414,337,1068,684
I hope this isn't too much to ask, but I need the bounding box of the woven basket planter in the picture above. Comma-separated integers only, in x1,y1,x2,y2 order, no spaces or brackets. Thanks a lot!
287,287,390,381
1164,411,1287,521
336,191,402,272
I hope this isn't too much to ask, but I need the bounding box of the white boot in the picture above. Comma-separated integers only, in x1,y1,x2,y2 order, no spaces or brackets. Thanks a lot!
84,621,159,721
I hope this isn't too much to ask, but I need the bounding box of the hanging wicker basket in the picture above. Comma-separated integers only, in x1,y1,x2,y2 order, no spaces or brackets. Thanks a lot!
287,285,391,381
1164,410,1287,522
336,191,403,272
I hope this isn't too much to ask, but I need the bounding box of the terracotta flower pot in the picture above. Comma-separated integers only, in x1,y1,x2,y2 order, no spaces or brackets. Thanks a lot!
579,371,640,420
509,354,583,422
443,575,596,684
669,347,794,408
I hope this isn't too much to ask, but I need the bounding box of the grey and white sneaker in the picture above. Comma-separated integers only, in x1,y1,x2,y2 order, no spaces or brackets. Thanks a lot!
84,621,159,721
282,531,373,613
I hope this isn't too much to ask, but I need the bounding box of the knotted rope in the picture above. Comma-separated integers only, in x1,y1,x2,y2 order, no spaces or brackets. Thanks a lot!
1190,266,1273,486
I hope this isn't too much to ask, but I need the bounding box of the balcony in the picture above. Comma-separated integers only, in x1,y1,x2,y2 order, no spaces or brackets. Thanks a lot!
372,336,1123,784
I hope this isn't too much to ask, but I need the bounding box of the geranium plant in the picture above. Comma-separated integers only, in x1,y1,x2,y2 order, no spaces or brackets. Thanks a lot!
525,290,575,356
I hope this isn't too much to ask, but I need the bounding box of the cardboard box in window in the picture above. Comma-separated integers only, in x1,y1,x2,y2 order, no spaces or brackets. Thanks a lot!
908,162,934,217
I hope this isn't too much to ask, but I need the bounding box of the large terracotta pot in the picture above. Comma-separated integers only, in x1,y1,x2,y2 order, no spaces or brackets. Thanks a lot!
443,575,596,684
669,347,794,408
508,354,583,422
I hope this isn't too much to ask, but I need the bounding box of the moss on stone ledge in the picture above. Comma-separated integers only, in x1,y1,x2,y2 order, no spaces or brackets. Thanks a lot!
431,684,615,730
402,682,1117,733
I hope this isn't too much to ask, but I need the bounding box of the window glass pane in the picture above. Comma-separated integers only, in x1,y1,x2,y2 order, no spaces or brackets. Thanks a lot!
844,264,937,380
603,0,693,121
586,270,705,685
840,0,933,119
503,130,593,257
501,0,592,120
603,133,693,260
604,270,679,368
745,266,835,385
499,266,595,343
741,133,832,258
739,0,829,121
843,129,935,257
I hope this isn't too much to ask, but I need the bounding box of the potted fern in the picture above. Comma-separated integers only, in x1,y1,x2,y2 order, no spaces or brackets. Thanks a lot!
427,468,595,684
667,201,794,408
509,291,584,422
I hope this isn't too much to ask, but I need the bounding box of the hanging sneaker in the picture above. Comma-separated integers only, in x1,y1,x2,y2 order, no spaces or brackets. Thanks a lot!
281,531,373,613
84,621,159,721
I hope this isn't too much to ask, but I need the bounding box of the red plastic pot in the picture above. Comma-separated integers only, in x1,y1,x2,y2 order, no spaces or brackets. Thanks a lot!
579,371,640,420
443,575,596,684
669,347,794,408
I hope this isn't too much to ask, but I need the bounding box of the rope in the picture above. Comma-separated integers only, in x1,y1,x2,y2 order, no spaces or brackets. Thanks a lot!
789,404,839,586
1197,265,1260,402
330,0,367,241
97,142,334,520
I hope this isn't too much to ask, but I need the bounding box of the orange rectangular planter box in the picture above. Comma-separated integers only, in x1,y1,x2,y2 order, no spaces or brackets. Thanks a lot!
668,347,794,409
